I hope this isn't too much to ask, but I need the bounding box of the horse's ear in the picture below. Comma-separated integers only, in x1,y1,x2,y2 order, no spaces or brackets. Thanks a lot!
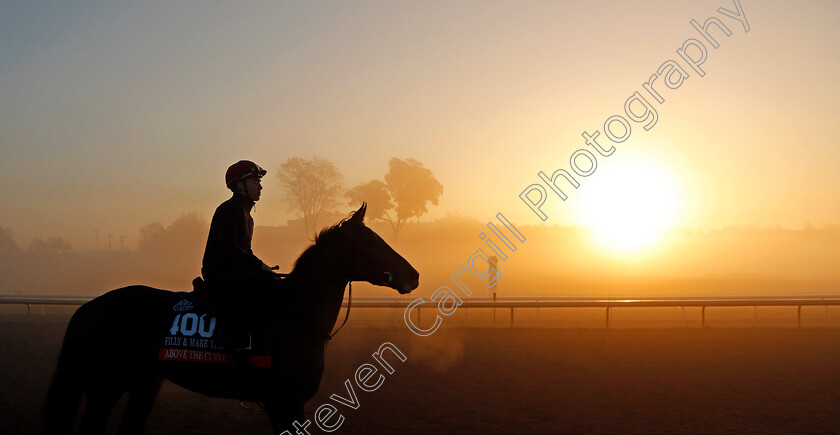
350,203,367,223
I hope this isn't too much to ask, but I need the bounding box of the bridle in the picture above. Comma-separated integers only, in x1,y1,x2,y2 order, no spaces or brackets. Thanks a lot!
327,271,392,343
327,281,352,342
327,225,357,343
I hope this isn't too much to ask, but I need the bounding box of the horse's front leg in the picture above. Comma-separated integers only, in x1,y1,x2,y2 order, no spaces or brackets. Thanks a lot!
118,376,163,435
265,399,306,435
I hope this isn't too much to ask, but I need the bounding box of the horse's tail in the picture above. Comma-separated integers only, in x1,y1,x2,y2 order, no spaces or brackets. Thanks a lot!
41,307,87,434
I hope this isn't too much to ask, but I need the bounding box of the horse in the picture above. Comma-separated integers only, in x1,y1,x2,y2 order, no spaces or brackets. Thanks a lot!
41,203,419,434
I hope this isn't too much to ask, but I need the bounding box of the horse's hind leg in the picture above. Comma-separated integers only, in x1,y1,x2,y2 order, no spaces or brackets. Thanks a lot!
118,377,162,435
264,400,305,435
78,385,124,434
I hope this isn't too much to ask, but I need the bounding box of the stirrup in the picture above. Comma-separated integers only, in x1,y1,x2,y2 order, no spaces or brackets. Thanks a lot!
233,334,252,352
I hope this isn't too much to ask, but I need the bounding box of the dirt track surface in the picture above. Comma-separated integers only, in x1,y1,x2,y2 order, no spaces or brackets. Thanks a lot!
2,318,839,434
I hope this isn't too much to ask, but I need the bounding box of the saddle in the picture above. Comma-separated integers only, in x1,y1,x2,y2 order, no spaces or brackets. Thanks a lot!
157,282,272,369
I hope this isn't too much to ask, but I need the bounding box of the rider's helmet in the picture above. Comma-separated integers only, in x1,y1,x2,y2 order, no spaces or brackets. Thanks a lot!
225,160,266,189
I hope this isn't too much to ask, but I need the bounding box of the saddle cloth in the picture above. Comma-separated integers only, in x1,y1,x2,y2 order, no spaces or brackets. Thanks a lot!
157,292,271,368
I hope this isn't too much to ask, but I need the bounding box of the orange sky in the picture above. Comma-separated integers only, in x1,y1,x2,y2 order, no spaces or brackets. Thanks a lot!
1,0,838,252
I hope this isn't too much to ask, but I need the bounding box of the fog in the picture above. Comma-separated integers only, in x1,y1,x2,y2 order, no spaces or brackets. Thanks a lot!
1,214,837,298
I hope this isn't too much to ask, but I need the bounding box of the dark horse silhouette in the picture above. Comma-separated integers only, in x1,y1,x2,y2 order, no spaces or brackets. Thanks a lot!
42,204,418,434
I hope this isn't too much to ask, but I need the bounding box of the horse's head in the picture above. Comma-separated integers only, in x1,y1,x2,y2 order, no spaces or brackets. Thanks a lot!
339,203,419,294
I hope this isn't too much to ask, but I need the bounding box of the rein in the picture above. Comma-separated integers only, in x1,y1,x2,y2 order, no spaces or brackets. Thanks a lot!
327,281,352,341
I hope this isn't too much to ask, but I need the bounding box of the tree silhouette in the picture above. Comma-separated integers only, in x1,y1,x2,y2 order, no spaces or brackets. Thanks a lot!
276,156,344,237
28,236,73,254
385,158,443,238
138,213,206,254
347,158,443,239
0,226,21,254
138,222,166,252
346,180,393,221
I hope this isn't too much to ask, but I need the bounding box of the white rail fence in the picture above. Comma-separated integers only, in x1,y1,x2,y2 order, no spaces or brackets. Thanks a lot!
2,295,840,328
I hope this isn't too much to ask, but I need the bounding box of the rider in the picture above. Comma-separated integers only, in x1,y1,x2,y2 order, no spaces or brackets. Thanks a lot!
201,160,278,351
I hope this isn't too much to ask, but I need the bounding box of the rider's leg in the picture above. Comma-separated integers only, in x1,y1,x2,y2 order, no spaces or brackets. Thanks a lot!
237,273,281,350
206,277,251,351
209,273,276,352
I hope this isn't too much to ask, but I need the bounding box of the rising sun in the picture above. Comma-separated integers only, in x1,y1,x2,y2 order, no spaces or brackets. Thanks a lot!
575,155,684,254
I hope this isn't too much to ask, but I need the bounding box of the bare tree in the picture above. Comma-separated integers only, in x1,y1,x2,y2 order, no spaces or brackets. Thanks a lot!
276,156,344,237
347,158,443,240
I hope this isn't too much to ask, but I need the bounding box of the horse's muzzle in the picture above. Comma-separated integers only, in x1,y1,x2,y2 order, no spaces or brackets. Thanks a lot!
396,268,419,294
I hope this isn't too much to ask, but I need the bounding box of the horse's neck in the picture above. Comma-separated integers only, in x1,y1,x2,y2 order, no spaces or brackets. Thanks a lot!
288,248,348,339
304,276,347,338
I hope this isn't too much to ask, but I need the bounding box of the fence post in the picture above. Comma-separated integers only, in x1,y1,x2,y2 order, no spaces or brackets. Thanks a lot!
797,305,802,328
492,294,496,328
606,306,610,329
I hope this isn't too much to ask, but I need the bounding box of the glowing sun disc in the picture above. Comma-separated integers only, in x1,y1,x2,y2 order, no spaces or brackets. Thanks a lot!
575,156,684,253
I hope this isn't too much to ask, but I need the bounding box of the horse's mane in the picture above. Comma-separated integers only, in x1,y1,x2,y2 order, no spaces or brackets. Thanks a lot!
290,218,350,276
